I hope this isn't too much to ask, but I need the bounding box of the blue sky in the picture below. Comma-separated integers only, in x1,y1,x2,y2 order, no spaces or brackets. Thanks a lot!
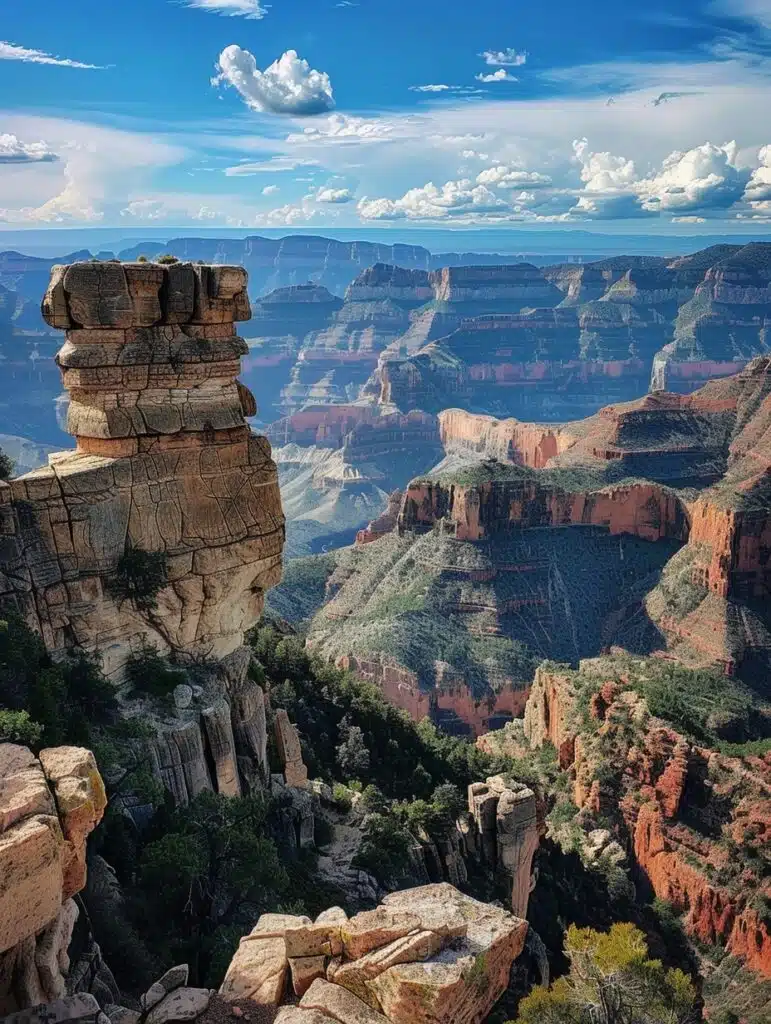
2,0,771,230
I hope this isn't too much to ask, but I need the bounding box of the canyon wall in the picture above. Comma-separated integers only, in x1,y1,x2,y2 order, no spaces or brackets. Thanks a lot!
520,658,771,978
398,477,689,545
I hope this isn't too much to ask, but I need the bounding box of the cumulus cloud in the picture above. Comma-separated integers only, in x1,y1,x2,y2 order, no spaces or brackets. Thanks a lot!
183,0,268,17
743,144,771,203
0,133,58,164
476,69,518,83
0,40,103,69
638,141,748,213
476,165,551,187
262,184,279,195
215,46,334,115
316,186,353,203
357,178,508,221
479,48,528,67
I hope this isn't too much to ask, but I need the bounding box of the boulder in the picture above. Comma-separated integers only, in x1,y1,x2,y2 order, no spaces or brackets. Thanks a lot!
145,987,212,1024
289,956,327,997
300,979,389,1024
219,914,310,1007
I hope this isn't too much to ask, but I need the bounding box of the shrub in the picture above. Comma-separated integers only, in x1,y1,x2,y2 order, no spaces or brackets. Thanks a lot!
124,641,187,698
0,708,42,745
0,447,13,480
109,547,168,611
156,254,179,264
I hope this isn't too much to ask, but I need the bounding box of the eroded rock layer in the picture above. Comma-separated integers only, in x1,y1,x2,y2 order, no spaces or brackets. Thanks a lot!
0,260,284,676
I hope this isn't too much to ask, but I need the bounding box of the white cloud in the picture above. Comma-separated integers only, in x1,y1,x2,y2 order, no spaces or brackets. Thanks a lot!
638,141,748,213
479,48,528,67
0,40,103,69
475,69,518,84
744,143,771,202
215,46,334,115
183,0,268,17
316,186,353,203
0,133,58,164
357,178,508,221
224,156,319,175
262,184,279,195
286,113,394,142
0,116,185,224
476,165,552,187
409,84,451,93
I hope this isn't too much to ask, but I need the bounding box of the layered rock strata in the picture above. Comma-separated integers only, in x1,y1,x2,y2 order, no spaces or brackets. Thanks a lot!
520,657,771,977
1,260,284,676
220,883,528,1024
0,744,106,1014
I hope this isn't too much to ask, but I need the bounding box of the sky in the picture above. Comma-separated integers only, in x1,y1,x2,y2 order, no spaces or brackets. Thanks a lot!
3,0,771,232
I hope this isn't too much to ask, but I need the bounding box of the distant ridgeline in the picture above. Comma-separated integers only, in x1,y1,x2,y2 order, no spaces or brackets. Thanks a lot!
3,241,771,447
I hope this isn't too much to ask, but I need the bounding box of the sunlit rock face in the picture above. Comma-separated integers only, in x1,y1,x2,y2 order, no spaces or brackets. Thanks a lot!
1,260,284,678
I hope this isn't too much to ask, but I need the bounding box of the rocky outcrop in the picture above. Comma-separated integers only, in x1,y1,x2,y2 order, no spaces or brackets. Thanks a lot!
522,656,771,978
399,475,689,545
1,260,284,677
0,744,106,1014
220,884,528,1024
467,776,539,917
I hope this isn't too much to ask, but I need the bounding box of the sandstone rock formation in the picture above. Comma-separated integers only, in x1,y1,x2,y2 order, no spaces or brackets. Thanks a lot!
467,776,539,917
520,655,771,978
0,744,106,1014
220,884,528,1024
1,260,284,677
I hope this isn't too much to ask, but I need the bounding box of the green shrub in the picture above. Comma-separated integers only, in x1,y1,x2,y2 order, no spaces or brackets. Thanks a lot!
0,708,42,745
156,254,179,264
0,448,13,480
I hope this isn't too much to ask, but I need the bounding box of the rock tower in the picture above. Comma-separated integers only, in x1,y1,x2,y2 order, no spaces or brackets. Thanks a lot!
1,260,284,678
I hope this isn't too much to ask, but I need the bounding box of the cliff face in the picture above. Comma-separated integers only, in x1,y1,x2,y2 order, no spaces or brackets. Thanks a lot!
520,657,771,978
0,260,284,676
399,476,688,545
0,743,107,1013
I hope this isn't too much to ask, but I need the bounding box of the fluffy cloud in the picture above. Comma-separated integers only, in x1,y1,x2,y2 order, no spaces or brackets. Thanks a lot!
262,184,279,195
476,165,551,187
316,186,353,203
638,141,748,213
479,48,528,67
0,40,103,69
215,46,334,116
357,178,508,221
476,69,518,84
183,0,268,17
745,144,771,202
0,133,58,164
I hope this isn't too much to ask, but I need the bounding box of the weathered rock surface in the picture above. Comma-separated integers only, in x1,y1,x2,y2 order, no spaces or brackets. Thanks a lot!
0,745,106,1014
3,260,284,678
226,884,527,1023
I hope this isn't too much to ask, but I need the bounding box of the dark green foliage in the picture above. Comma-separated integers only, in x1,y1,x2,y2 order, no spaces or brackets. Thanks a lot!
0,613,116,748
335,719,371,780
136,255,148,263
124,641,187,698
354,811,415,884
127,791,289,986
109,547,168,611
156,254,179,264
630,661,770,746
0,447,13,480
250,624,496,799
